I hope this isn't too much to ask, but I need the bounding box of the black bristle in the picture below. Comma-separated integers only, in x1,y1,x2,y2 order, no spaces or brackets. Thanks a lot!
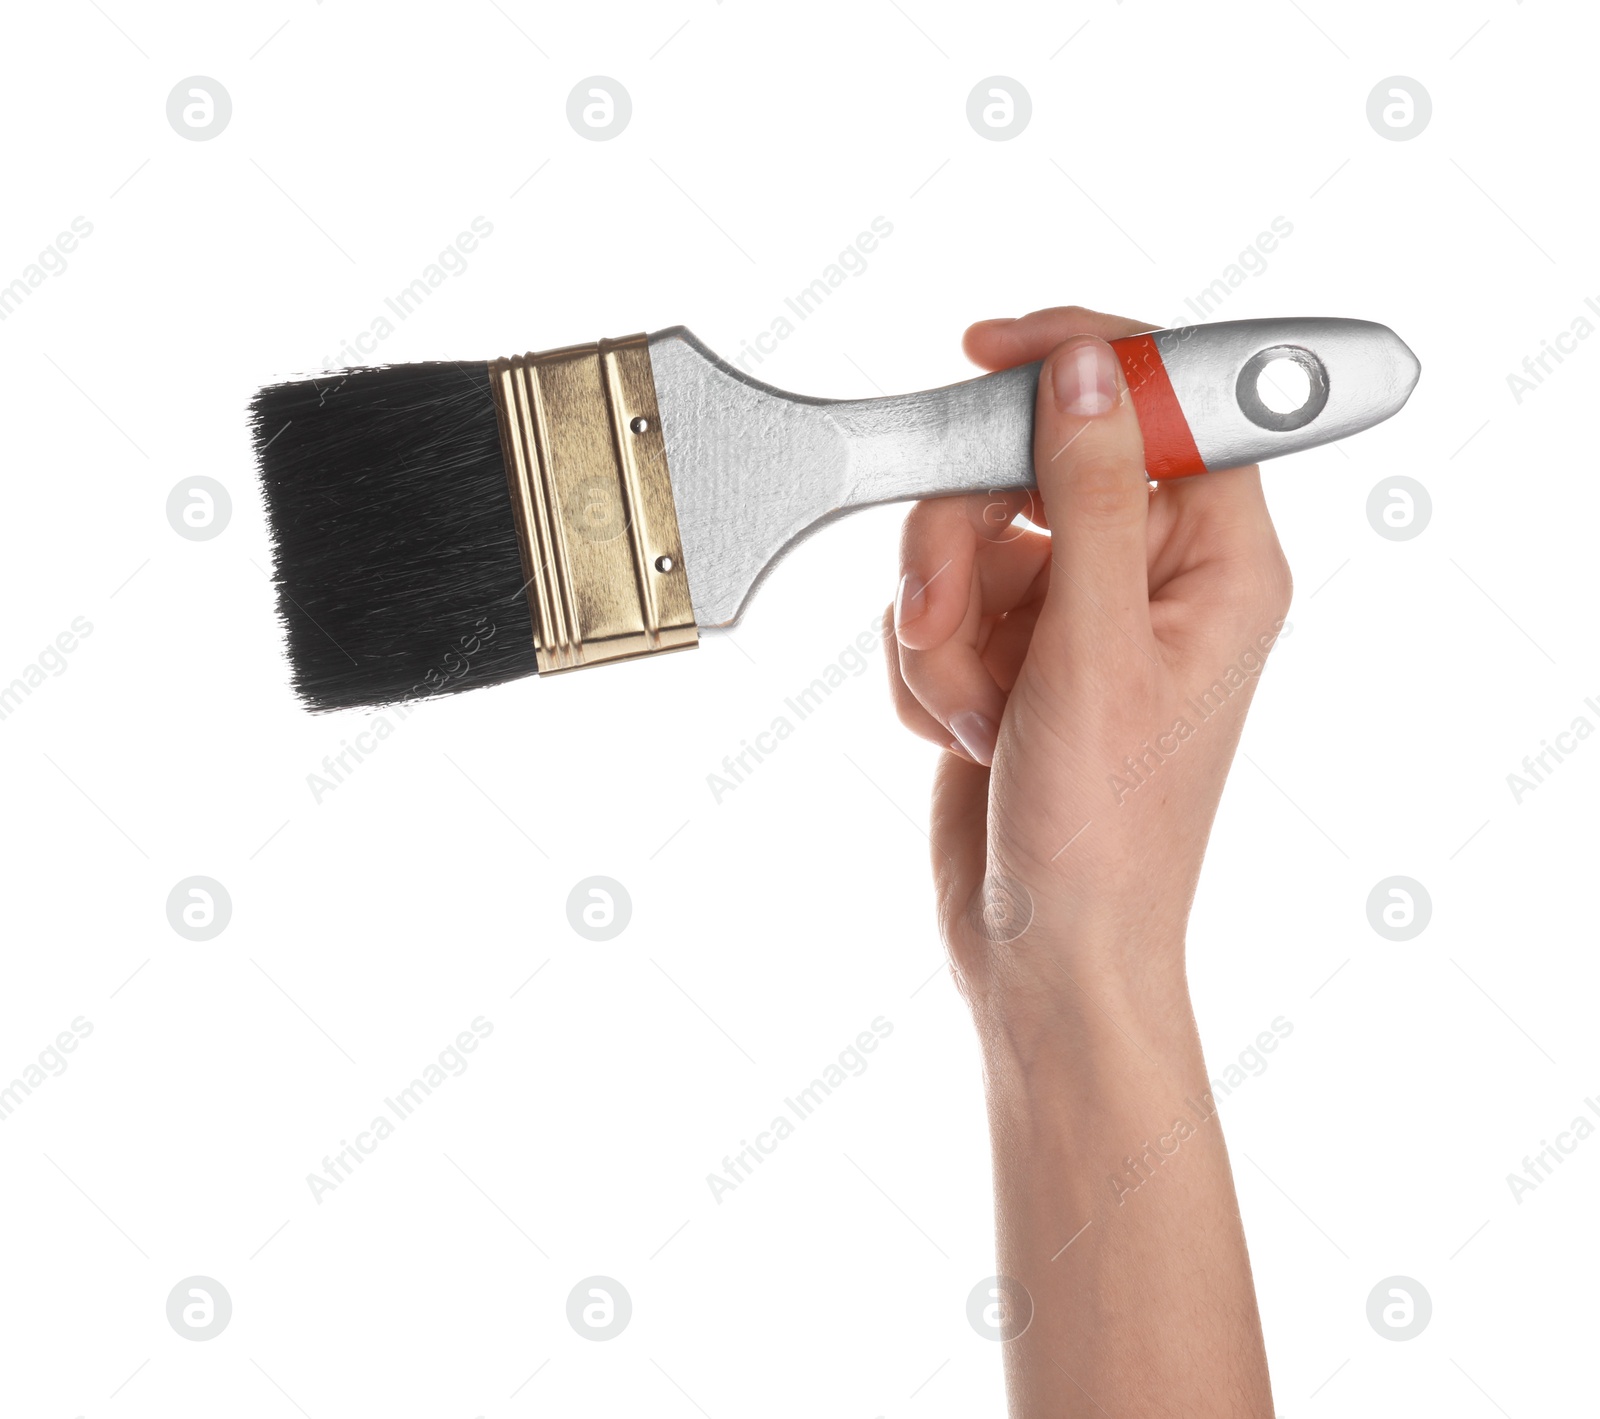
249,362,538,712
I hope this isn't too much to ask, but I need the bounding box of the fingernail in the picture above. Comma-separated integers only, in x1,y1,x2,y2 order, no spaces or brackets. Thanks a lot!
894,572,926,632
949,711,997,767
1051,338,1119,416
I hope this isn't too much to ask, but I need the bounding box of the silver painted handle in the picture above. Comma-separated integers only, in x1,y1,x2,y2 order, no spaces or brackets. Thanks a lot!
829,360,1042,507
649,319,1419,628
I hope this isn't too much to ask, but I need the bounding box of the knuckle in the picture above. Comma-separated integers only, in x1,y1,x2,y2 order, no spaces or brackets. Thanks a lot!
884,643,931,733
1038,303,1096,325
884,618,911,689
892,691,923,733
1261,552,1294,615
900,493,959,543
899,501,970,578
893,690,948,748
1242,538,1293,612
1219,549,1293,627
899,498,934,540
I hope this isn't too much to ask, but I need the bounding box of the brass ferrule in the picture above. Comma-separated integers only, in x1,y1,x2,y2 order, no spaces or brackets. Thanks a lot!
488,335,697,674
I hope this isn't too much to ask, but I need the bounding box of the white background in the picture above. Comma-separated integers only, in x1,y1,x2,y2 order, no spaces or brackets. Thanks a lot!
1,1,1594,1415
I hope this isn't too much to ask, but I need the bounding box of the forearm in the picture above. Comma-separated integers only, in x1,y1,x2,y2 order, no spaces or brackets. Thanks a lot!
977,959,1273,1418
887,308,1292,1411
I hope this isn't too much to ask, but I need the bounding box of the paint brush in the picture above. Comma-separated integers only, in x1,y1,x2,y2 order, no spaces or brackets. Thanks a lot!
249,317,1419,711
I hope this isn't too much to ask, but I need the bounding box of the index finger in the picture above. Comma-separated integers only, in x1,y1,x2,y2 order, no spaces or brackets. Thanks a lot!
964,306,1157,371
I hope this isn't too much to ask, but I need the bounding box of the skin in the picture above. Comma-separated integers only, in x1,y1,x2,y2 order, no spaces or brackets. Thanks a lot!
884,307,1290,1417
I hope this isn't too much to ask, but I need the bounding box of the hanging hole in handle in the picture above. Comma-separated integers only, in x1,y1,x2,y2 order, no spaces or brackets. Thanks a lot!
1236,345,1329,432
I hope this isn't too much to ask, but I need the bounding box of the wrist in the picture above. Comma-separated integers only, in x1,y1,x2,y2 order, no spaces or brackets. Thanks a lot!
963,936,1198,1082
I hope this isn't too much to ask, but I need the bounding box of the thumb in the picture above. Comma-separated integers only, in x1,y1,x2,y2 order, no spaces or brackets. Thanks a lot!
1033,335,1152,643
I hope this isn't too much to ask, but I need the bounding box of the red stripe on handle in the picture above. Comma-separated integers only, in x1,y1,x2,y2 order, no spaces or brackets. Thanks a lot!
1109,334,1206,480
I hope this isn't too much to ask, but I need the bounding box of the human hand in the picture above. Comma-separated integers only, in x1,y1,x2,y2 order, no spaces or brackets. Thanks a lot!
884,306,1292,1043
